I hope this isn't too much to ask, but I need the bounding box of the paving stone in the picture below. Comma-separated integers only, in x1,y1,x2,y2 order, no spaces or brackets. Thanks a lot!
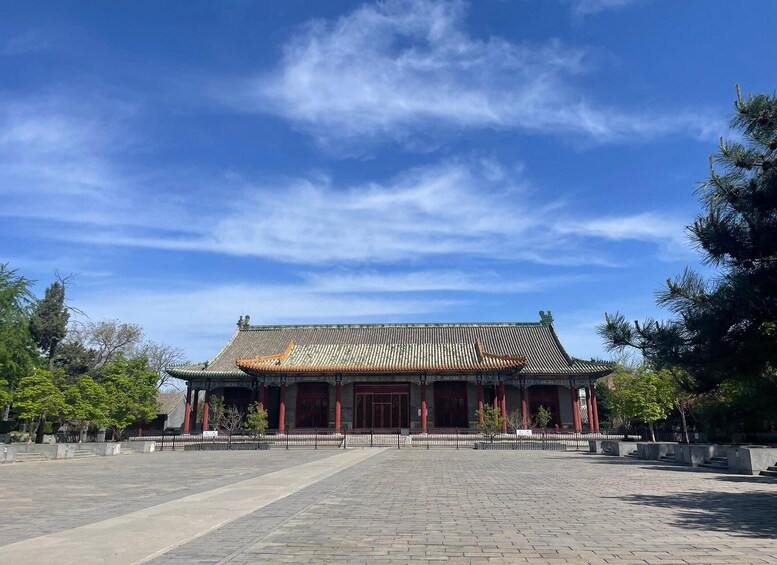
3,449,777,563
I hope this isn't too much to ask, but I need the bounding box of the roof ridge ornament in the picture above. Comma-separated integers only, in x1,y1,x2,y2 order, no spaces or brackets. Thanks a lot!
539,310,554,326
237,314,251,330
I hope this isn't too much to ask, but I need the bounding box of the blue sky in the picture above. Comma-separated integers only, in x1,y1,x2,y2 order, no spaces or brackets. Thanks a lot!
1,0,774,362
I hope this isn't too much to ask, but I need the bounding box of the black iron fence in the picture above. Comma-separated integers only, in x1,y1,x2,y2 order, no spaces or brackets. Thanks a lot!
129,429,629,451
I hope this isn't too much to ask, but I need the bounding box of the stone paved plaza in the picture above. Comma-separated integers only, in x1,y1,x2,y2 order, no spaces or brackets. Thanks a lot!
1,449,777,564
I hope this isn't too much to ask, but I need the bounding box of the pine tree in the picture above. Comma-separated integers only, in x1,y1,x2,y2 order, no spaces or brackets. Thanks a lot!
600,88,777,392
29,280,70,371
0,264,36,421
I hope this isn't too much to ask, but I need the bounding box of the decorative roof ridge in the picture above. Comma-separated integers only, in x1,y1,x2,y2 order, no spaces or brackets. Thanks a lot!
570,356,613,368
546,324,574,367
240,321,546,331
240,339,295,367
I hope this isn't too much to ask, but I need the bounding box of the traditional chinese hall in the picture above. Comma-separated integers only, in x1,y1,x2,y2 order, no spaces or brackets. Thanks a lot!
166,312,610,434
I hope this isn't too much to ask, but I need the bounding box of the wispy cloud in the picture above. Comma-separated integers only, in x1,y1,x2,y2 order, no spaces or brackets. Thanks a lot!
0,92,691,268
218,0,719,148
0,30,54,56
70,267,600,359
301,270,596,294
569,0,642,17
70,281,458,359
48,156,686,266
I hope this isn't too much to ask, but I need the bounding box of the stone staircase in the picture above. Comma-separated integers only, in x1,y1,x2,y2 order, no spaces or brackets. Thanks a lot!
14,452,47,463
701,455,729,470
760,463,777,478
73,448,96,459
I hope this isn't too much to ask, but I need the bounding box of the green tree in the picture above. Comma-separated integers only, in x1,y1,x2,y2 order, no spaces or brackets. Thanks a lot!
54,340,99,381
244,402,268,437
535,405,552,431
64,375,109,440
600,89,777,394
0,377,10,410
605,367,674,441
29,280,70,371
102,355,159,440
12,369,67,441
0,264,36,421
28,279,71,442
207,395,225,432
476,405,505,443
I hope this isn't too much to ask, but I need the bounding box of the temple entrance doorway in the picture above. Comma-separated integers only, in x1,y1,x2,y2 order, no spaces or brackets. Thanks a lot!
434,381,468,428
354,383,409,429
528,385,560,428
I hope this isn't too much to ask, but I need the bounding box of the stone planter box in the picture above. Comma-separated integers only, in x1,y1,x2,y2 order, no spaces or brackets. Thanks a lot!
674,444,728,467
77,442,121,456
13,443,76,459
122,441,156,453
601,440,638,456
589,440,603,453
637,442,677,460
1,445,16,463
727,446,777,475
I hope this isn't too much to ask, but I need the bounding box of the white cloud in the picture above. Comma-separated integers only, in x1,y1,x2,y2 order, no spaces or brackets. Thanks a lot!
220,0,719,147
0,94,691,268
69,267,601,359
56,157,677,266
570,0,641,17
70,280,458,360
301,270,596,294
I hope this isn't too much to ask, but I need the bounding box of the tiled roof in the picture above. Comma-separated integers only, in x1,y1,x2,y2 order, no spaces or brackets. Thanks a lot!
156,391,184,415
166,317,611,379
236,340,526,374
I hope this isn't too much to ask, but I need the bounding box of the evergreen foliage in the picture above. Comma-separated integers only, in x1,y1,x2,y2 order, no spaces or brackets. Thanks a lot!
207,395,225,432
29,281,69,370
599,89,777,393
244,402,269,436
0,264,36,416
475,404,504,443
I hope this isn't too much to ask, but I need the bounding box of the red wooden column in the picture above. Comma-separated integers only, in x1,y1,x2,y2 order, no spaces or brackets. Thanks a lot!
585,386,594,432
520,384,528,429
182,385,192,434
492,386,499,409
258,381,265,411
278,382,286,432
191,388,200,431
202,389,210,432
334,379,342,431
498,381,507,432
590,384,600,432
477,381,484,424
420,379,427,433
569,387,581,432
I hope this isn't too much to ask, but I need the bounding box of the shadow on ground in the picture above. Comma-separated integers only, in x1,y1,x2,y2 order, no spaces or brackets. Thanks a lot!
619,489,777,538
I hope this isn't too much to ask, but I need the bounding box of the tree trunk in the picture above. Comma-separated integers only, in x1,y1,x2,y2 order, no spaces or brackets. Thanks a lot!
2,403,9,421
679,406,690,444
35,412,46,444
649,422,656,442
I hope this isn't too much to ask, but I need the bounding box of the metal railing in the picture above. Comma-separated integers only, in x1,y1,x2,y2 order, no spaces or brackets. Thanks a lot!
130,428,628,451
